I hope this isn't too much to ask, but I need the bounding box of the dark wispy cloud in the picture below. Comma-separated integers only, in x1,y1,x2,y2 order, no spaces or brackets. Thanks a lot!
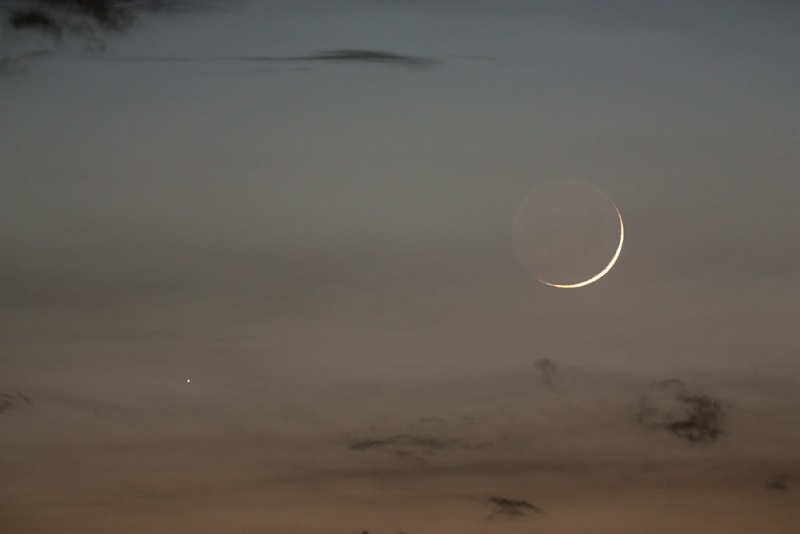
297,49,437,67
486,496,544,519
667,394,725,443
107,49,440,68
534,358,557,386
0,0,216,73
2,0,209,32
348,434,473,459
0,394,13,414
0,391,33,414
0,47,50,74
637,379,726,443
418,416,445,424
8,7,63,37
348,436,405,451
2,2,439,74
1,0,185,38
766,473,790,492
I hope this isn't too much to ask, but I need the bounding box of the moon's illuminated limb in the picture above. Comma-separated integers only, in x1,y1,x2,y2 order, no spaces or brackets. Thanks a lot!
538,205,624,289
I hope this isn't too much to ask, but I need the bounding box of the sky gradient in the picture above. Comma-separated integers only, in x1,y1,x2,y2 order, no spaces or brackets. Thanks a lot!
1,1,798,532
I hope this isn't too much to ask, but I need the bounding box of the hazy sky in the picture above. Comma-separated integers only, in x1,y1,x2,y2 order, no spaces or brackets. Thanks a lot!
1,1,798,532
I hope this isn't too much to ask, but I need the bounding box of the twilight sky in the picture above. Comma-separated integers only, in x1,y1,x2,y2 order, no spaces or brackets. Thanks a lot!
1,1,798,532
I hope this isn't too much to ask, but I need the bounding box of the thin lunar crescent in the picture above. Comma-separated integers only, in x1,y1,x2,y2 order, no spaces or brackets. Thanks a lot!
537,205,624,289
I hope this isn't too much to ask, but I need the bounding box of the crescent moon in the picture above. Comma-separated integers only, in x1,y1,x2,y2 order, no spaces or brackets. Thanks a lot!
538,204,624,289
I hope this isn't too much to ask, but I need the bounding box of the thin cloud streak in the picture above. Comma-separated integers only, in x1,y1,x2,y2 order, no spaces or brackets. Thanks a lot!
106,49,441,68
0,48,51,74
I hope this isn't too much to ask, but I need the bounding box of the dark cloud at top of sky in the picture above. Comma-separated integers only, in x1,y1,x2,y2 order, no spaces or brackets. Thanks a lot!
2,1,440,74
2,0,174,35
9,7,63,36
0,0,221,72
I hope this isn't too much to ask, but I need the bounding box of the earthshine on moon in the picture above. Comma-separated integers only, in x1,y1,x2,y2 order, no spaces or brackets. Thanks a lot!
512,179,624,288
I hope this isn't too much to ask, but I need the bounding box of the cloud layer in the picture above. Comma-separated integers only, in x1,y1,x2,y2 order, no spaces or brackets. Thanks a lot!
2,365,798,533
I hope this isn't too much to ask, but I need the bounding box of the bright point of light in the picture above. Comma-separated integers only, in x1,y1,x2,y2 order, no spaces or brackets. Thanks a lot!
186,379,191,383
